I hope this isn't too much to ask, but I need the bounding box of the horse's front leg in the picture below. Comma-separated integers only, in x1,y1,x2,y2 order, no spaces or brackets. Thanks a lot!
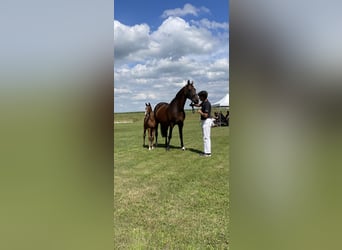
178,122,185,150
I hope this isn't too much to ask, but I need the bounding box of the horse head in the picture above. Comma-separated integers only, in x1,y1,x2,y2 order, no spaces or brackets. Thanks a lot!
145,102,152,115
186,80,199,104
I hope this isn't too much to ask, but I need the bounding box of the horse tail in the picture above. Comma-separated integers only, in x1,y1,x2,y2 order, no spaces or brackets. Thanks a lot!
161,124,168,138
154,102,169,138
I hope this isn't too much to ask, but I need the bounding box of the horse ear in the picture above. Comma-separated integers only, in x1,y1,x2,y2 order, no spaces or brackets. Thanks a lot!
187,80,190,85
148,102,151,106
191,81,194,85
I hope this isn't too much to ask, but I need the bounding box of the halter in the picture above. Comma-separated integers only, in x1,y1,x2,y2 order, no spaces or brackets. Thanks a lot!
187,88,197,114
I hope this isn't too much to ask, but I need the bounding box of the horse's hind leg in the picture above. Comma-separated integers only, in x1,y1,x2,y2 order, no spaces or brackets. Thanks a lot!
166,125,174,151
178,123,185,150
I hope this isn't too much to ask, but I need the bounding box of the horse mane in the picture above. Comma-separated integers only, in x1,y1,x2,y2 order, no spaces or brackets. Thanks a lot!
174,86,186,98
170,82,191,106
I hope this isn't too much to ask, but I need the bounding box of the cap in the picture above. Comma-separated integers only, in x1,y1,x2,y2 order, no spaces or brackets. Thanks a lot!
198,90,208,98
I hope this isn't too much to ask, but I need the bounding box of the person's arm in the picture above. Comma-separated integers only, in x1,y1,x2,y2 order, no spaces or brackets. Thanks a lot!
198,109,209,118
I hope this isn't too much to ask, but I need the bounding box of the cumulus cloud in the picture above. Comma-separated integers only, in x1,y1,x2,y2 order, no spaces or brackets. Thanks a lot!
114,17,220,64
191,18,229,30
132,92,157,100
115,56,229,111
114,5,229,112
151,17,217,59
114,20,150,60
114,88,132,94
161,3,210,18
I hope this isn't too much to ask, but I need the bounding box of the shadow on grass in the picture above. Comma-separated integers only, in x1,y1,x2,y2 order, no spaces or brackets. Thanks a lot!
145,144,202,154
186,148,203,154
154,144,180,150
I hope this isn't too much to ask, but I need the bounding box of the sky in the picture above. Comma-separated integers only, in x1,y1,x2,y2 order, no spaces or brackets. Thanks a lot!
114,0,229,113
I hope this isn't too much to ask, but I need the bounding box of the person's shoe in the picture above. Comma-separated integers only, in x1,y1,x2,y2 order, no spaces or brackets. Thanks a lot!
199,153,211,157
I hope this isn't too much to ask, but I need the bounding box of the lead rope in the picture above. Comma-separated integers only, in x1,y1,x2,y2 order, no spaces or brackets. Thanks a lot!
190,102,195,113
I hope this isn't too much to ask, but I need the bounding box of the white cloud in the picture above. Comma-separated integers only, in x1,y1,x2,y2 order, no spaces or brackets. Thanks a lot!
114,88,132,94
191,18,229,30
210,58,229,72
132,92,157,101
151,17,216,59
114,57,229,111
114,20,150,60
114,17,221,64
114,5,229,112
161,3,210,18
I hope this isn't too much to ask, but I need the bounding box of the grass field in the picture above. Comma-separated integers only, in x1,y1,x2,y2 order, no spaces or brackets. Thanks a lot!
114,109,229,249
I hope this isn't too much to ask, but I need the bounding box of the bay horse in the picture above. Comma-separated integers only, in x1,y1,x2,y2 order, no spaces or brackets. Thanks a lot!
143,102,156,150
154,80,199,150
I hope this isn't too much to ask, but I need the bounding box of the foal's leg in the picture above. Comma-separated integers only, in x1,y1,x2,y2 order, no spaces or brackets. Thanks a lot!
143,127,146,147
178,122,185,150
148,128,152,150
151,128,155,149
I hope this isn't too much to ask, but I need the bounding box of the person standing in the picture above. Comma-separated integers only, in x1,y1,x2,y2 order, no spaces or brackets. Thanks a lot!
194,90,212,157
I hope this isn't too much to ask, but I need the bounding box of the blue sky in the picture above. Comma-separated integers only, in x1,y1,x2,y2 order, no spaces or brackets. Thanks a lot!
115,0,229,29
114,0,229,112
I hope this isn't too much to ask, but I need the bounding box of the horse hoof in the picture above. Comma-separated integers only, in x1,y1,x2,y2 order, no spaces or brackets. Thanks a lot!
182,147,185,151
149,147,151,151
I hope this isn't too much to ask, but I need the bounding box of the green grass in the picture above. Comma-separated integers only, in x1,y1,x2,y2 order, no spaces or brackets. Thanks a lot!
114,110,229,249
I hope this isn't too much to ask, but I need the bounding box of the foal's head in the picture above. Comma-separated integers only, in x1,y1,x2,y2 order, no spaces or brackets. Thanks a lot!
185,80,199,104
145,102,153,116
